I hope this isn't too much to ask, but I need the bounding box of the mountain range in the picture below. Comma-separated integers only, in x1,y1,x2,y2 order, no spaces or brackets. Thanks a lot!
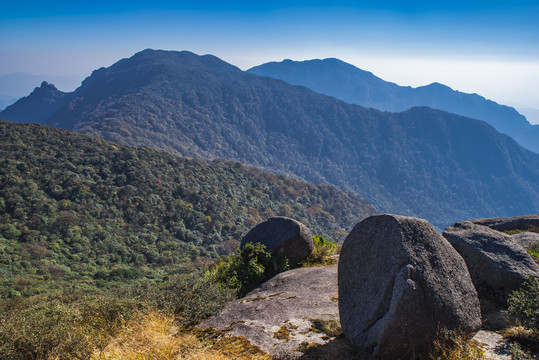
2,49,539,229
248,58,539,154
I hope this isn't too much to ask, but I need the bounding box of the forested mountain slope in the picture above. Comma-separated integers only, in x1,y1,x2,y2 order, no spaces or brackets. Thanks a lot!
248,58,539,153
0,121,375,297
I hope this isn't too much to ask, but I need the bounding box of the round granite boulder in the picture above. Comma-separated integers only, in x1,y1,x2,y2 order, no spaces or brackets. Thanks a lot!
240,217,313,266
339,214,481,359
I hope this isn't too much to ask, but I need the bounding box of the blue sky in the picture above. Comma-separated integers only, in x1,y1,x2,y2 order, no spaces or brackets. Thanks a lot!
1,0,539,121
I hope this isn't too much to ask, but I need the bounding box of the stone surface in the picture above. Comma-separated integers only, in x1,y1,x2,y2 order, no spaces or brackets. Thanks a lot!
199,260,340,358
240,217,313,265
511,231,539,250
339,214,481,359
443,221,539,304
471,214,539,232
472,331,511,360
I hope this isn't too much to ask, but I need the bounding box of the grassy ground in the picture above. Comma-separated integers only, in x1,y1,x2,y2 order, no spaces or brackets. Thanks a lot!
92,312,270,360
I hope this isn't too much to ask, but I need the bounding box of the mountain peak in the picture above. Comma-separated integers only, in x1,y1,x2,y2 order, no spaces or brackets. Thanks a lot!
118,48,241,73
39,81,58,91
0,79,70,124
426,82,451,90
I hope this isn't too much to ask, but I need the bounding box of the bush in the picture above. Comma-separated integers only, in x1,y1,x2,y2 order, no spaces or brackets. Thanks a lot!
508,276,539,333
0,293,139,360
527,243,539,264
508,341,534,360
138,273,236,327
298,235,340,267
0,274,236,360
205,242,289,296
0,297,91,360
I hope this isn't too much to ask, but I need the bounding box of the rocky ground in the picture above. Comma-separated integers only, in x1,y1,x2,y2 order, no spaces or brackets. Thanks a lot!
200,257,341,358
199,255,513,359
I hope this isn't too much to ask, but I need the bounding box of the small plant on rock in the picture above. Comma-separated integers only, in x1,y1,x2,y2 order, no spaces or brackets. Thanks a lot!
507,341,534,360
298,235,340,267
527,243,539,264
508,276,539,333
205,242,289,296
505,276,539,354
429,329,485,359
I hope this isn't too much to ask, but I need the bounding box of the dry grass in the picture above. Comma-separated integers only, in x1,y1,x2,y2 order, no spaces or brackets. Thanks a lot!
430,330,486,360
502,225,539,235
298,236,341,268
92,311,270,360
503,325,536,340
501,326,539,355
309,318,343,338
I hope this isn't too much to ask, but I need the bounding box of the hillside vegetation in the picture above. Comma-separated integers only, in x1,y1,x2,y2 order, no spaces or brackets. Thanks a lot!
0,120,375,297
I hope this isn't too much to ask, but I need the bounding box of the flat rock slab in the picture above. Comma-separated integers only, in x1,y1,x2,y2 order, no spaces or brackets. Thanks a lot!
471,215,539,232
472,331,511,360
199,262,339,357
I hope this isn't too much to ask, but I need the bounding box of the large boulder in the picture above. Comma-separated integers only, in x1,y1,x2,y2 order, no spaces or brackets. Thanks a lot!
339,214,481,359
443,221,539,305
199,261,341,358
240,217,313,266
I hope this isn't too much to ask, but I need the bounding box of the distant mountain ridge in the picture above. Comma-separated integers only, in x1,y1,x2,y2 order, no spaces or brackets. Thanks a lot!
2,49,539,229
0,72,82,110
0,81,73,124
248,58,539,153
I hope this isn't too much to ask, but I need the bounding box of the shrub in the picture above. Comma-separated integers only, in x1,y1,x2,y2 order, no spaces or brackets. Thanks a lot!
508,276,539,333
0,299,90,360
151,273,236,327
0,292,142,360
298,235,340,267
527,243,539,264
119,272,235,328
508,341,534,360
0,275,235,360
205,242,289,296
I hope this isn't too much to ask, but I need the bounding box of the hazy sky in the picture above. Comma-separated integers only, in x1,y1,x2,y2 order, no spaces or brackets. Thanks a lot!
1,0,539,121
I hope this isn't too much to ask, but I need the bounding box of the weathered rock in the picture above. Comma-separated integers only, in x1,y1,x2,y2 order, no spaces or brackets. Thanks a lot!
471,214,539,232
472,331,511,360
339,214,481,359
240,217,313,265
511,231,539,250
443,221,539,305
199,261,341,358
